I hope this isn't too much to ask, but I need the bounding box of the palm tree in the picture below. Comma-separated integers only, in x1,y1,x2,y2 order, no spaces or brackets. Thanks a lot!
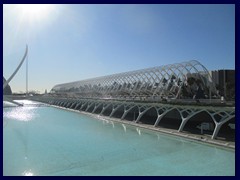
162,78,167,86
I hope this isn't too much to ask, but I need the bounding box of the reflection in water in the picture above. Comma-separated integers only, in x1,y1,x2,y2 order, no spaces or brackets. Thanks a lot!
22,170,33,176
3,104,37,168
111,121,114,128
12,125,29,159
3,103,235,176
122,124,126,132
3,107,37,121
14,100,41,105
136,128,141,136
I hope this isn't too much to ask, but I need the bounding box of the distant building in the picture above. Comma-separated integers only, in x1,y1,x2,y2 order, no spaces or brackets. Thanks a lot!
3,77,12,95
209,70,235,100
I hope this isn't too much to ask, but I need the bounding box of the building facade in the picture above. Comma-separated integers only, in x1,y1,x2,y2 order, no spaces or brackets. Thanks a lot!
210,70,235,100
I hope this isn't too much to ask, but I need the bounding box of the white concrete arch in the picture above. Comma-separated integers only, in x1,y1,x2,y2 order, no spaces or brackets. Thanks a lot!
3,45,28,90
31,96,235,140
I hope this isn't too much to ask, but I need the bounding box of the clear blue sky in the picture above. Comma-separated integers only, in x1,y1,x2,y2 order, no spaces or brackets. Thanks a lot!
3,4,235,93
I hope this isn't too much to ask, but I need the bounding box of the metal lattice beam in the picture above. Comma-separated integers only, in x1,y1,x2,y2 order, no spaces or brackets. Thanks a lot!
51,60,217,99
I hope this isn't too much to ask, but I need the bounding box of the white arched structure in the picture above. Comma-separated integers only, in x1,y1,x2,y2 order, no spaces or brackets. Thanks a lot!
50,60,217,100
31,96,235,140
30,60,234,141
3,45,28,90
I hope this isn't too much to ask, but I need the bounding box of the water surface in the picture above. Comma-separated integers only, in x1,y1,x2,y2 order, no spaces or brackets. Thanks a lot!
3,100,235,176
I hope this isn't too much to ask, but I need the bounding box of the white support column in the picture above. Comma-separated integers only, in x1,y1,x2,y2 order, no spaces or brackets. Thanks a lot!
178,118,188,132
68,101,73,108
109,104,122,117
86,102,94,112
154,107,174,127
211,115,235,139
80,102,88,110
135,106,151,123
63,101,68,107
154,114,164,127
69,101,74,108
178,109,202,132
75,103,81,110
66,102,72,108
178,114,193,132
70,102,76,109
121,105,136,120
92,103,102,113
212,123,222,139
74,103,80,109
100,104,112,115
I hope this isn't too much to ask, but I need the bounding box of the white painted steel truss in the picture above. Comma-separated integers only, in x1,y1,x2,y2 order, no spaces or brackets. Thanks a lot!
51,60,217,99
34,96,235,140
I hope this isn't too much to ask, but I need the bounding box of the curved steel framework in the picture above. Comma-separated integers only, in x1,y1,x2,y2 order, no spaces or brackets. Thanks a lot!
3,45,28,90
33,96,235,140
3,45,28,106
51,60,217,100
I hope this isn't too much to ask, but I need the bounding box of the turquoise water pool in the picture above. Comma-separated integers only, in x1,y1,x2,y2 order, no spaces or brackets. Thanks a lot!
3,100,235,176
